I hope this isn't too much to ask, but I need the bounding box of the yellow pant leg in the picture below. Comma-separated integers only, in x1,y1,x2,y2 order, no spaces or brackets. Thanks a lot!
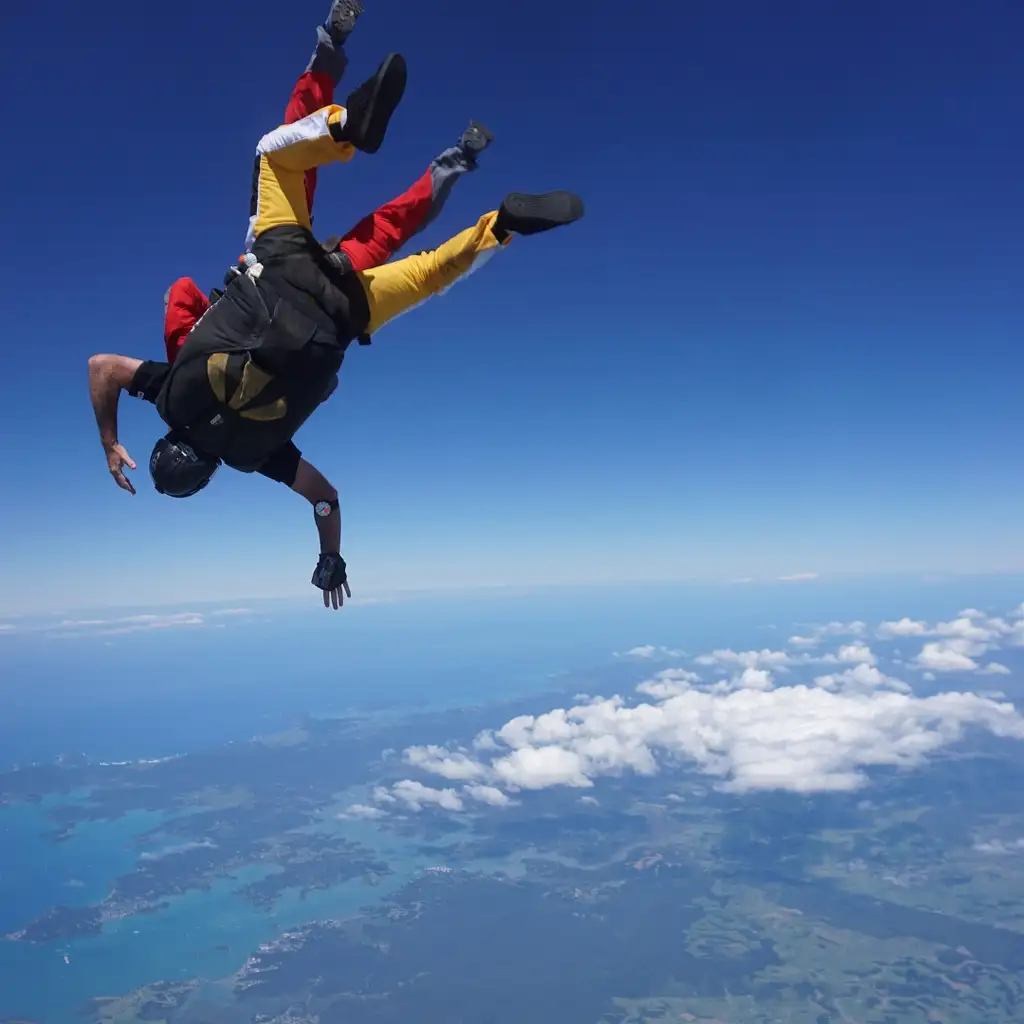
248,105,356,245
356,211,510,335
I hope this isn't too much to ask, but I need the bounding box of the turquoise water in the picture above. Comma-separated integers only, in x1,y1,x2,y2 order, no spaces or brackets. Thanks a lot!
0,788,459,1022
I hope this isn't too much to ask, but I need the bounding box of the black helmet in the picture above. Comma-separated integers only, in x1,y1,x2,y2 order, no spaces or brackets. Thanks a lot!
149,433,220,498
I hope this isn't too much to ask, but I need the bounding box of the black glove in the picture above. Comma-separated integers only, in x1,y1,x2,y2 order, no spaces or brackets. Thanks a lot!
312,552,348,591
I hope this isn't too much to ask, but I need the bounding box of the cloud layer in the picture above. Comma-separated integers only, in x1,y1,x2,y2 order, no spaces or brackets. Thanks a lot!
1,607,259,639
354,605,1024,816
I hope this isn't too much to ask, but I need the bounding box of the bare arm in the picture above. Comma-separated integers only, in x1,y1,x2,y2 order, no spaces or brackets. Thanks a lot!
291,458,342,553
88,354,143,493
290,458,350,611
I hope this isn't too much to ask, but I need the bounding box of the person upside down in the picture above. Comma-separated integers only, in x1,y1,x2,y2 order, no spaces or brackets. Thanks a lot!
163,0,494,364
87,34,584,611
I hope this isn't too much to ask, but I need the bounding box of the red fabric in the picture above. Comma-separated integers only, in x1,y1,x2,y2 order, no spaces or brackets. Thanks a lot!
163,277,211,363
338,165,435,272
284,71,336,218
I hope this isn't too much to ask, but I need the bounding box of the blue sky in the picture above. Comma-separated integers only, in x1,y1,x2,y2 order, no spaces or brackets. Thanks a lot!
0,0,1021,613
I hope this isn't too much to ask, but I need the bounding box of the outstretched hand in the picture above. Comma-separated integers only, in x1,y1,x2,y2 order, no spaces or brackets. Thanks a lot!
105,443,137,495
311,552,351,611
323,579,352,611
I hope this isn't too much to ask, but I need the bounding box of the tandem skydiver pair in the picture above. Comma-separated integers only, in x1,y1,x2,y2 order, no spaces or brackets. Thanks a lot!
87,0,585,610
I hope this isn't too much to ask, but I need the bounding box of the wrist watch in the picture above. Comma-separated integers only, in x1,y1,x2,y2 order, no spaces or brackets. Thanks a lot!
314,499,339,518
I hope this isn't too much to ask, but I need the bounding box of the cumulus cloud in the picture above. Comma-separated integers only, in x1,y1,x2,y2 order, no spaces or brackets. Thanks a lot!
407,682,1024,798
616,645,684,660
391,780,465,813
694,649,793,671
788,622,867,649
813,663,909,695
464,785,512,807
342,804,386,820
383,603,1024,812
836,644,877,665
404,745,488,781
879,618,929,638
396,608,1024,803
637,669,702,700
980,663,1012,677
916,639,983,673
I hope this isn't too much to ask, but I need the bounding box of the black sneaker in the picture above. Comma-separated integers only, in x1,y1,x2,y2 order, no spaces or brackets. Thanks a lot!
459,120,494,160
495,191,584,236
330,52,407,153
326,0,364,44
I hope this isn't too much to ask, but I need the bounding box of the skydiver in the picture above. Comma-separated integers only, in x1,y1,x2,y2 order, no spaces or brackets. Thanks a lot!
164,0,494,363
87,51,584,610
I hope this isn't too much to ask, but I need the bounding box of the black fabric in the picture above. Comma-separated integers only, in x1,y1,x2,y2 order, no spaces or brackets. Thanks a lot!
128,361,170,404
152,271,345,473
311,552,347,591
251,225,370,340
257,441,302,486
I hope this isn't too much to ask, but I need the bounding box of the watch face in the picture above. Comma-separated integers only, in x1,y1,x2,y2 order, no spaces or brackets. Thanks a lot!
315,501,332,518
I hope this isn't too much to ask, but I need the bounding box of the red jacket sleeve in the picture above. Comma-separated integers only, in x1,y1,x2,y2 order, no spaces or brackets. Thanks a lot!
163,277,210,363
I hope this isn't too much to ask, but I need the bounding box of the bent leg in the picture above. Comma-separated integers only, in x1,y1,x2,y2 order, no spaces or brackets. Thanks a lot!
246,105,355,248
163,278,211,364
355,211,507,335
338,167,435,272
338,125,492,272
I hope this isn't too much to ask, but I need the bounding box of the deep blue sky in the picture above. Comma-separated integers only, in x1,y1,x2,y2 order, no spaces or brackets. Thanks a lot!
0,0,1021,612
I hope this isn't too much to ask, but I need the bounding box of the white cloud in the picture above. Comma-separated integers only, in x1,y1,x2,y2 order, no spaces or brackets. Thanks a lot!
391,780,464,813
694,649,793,671
935,617,1004,643
343,804,386,820
916,639,982,673
637,669,702,699
402,638,1024,800
980,663,1012,677
50,611,207,637
464,785,512,807
778,573,819,582
493,745,595,790
788,635,819,648
974,838,1024,855
404,745,487,781
813,663,908,694
735,667,774,691
0,623,15,634
472,731,501,753
391,604,1024,809
209,607,253,617
879,618,929,638
837,644,877,666
788,622,867,649
616,644,684,659
880,608,1024,676
579,796,600,807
